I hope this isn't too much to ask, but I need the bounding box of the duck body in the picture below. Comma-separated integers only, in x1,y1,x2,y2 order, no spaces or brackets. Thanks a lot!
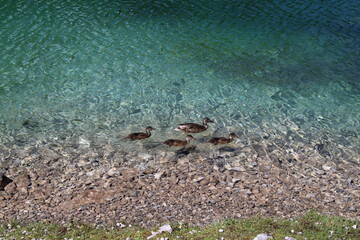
163,135,195,147
208,133,238,145
174,117,213,133
125,126,155,141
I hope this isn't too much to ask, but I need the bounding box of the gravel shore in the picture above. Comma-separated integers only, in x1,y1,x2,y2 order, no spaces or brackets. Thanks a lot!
1,136,359,227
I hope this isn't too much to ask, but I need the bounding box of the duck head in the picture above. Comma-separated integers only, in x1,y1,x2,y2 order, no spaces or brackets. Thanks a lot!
229,133,238,139
186,135,196,142
146,126,155,132
203,117,214,125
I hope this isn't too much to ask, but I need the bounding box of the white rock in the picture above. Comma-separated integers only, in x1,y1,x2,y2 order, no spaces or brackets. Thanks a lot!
284,237,296,240
322,165,332,171
154,171,165,180
116,222,126,228
352,225,357,229
193,176,204,183
159,224,172,233
147,224,172,239
253,233,273,240
232,178,240,183
219,229,224,232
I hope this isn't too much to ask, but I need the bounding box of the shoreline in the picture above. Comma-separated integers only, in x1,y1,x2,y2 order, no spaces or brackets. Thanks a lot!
1,141,359,227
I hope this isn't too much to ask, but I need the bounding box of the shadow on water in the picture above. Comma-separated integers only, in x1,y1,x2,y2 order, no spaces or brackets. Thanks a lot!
116,0,360,100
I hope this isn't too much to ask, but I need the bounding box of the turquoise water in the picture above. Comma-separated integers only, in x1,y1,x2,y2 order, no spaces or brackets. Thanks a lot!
0,0,359,164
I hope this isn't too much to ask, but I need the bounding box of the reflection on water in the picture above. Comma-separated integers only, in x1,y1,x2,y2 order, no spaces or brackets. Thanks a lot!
0,0,359,167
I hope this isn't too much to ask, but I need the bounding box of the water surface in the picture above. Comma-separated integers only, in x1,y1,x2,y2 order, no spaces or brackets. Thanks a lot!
1,0,359,167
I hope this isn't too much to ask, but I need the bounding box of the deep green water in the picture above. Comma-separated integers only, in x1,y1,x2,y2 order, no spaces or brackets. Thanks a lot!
0,0,359,163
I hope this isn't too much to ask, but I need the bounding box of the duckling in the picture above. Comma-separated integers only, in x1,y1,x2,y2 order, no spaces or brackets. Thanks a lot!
163,135,196,147
125,126,155,141
174,117,214,133
208,133,238,145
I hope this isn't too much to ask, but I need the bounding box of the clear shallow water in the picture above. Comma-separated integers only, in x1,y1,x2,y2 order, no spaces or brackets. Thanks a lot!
0,0,359,165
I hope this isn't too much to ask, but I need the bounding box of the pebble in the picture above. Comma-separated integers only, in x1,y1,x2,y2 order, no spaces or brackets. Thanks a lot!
284,237,296,240
322,165,332,171
189,230,197,234
154,171,165,180
107,168,120,177
253,234,273,240
116,222,126,228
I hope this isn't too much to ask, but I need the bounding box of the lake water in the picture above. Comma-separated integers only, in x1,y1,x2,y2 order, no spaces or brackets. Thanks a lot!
1,0,359,167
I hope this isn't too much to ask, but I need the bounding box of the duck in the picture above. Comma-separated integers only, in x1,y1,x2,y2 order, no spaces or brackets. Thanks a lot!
208,133,238,145
174,117,214,133
125,126,155,141
163,135,196,147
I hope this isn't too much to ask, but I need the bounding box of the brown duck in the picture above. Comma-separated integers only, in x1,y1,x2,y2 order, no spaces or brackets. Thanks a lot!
208,133,238,145
125,126,155,140
174,117,213,133
163,135,196,147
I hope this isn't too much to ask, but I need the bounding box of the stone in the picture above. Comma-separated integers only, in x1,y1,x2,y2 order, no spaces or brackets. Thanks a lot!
253,234,273,240
193,176,204,183
154,171,165,180
121,168,137,181
107,168,120,177
322,165,332,171
4,181,16,195
147,224,172,239
14,173,31,193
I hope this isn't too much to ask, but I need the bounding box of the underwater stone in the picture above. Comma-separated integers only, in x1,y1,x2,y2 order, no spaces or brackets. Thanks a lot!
22,119,40,129
138,153,153,161
314,143,324,151
79,137,91,148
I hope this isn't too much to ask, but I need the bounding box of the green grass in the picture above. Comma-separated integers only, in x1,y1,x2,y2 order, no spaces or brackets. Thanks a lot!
1,211,359,240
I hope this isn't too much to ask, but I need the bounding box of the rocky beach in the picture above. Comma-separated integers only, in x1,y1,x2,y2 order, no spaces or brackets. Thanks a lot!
1,130,359,227
1,0,360,229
